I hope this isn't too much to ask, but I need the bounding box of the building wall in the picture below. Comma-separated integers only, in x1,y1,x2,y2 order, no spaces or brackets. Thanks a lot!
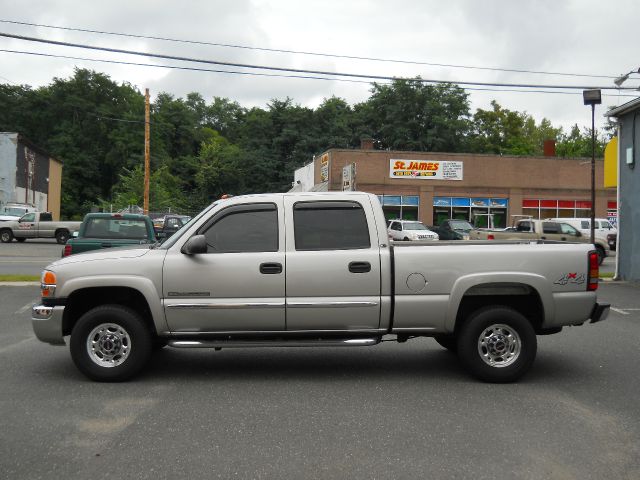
0,133,63,218
617,110,640,280
0,132,18,207
314,148,614,226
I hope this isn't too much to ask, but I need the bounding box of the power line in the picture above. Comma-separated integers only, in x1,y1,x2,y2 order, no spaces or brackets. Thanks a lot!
1,48,637,99
0,18,620,80
0,32,635,92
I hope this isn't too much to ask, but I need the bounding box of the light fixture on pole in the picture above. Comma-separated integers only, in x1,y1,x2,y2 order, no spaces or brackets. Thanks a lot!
582,89,601,245
614,67,640,87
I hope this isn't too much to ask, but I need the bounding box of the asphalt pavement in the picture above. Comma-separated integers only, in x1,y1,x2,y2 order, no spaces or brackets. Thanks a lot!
1,282,639,479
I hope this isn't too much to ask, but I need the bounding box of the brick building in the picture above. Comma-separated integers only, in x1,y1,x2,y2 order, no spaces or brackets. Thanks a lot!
296,142,616,228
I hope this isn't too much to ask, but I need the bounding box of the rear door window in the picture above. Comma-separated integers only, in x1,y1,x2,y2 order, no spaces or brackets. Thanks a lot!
293,201,370,251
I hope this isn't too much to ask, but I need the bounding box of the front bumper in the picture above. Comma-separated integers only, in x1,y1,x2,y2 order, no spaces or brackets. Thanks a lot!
32,305,66,345
590,303,610,324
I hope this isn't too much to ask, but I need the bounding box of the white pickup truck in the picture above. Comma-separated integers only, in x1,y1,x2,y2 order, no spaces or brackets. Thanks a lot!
0,212,81,244
32,192,609,383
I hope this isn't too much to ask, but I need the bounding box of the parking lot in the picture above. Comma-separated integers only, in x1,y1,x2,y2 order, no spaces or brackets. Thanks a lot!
0,241,638,479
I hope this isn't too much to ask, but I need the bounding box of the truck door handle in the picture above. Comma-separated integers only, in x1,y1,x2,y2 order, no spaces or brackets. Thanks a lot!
540,236,546,240
101,243,112,248
561,237,567,241
260,262,282,274
349,261,371,273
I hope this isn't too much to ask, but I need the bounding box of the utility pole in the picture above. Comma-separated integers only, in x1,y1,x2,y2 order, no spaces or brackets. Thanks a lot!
144,88,150,215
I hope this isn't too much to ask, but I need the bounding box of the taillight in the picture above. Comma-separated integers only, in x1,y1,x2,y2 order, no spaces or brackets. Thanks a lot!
487,234,495,240
63,244,72,257
587,251,599,291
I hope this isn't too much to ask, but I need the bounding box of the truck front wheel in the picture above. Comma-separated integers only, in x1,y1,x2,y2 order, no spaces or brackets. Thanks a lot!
70,305,152,382
0,229,13,243
457,306,536,383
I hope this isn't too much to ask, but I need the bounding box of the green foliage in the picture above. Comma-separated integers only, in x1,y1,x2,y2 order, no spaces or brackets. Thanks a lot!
0,68,608,219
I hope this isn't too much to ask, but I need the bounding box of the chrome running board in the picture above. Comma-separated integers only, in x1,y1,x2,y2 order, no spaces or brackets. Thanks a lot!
168,337,381,349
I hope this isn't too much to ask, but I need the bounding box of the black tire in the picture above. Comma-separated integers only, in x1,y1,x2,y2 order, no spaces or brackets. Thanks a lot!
595,245,605,265
55,229,70,245
70,304,152,382
16,237,26,243
457,306,537,383
0,229,13,243
434,335,457,352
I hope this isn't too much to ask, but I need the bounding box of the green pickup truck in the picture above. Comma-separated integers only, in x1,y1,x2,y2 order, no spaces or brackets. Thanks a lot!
63,213,156,257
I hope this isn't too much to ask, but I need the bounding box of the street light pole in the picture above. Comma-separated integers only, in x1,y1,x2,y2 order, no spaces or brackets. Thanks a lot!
590,103,596,244
582,89,601,245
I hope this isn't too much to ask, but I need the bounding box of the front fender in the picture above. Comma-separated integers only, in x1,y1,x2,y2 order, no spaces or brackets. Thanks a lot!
61,275,167,334
445,272,554,332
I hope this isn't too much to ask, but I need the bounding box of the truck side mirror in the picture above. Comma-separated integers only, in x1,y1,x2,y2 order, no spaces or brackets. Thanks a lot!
181,235,208,255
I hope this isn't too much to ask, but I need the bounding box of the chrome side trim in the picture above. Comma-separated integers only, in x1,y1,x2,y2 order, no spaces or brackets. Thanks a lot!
169,328,388,336
391,327,437,332
287,301,378,308
166,302,285,310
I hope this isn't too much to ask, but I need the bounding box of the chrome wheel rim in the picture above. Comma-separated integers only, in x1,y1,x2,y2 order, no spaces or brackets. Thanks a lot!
477,323,521,368
86,323,131,367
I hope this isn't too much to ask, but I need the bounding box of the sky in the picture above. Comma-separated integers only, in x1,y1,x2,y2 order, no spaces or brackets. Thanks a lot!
0,0,638,134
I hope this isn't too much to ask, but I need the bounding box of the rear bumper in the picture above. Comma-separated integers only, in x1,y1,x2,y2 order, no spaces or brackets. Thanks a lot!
31,305,66,345
590,303,610,324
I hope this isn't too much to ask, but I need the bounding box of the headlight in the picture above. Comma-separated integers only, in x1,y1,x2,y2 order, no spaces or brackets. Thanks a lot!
41,270,57,298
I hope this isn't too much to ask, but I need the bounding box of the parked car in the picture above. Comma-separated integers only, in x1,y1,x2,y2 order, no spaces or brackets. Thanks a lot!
431,219,474,240
387,219,439,241
0,212,80,244
0,203,39,222
32,192,608,383
155,215,191,240
547,218,617,251
62,213,156,256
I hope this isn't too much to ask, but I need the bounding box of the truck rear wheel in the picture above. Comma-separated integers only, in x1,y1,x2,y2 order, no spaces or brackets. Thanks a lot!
55,230,70,244
0,229,13,243
70,305,152,382
457,306,536,383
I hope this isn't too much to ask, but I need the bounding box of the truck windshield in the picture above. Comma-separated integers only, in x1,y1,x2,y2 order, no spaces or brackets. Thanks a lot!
402,222,428,230
1,207,27,216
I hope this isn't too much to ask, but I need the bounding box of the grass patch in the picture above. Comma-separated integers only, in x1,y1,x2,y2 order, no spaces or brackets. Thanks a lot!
600,272,614,279
0,274,40,282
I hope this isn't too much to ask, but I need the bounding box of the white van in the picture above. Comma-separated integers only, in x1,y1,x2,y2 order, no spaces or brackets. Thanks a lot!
547,217,617,251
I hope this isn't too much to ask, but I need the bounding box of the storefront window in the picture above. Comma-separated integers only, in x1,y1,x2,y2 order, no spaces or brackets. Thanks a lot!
378,195,419,221
522,199,593,219
433,197,508,227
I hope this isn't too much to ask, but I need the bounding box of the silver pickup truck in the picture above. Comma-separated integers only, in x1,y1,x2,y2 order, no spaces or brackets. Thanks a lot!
32,192,609,383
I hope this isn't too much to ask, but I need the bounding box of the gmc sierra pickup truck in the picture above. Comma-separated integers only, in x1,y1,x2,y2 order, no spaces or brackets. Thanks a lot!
32,192,609,383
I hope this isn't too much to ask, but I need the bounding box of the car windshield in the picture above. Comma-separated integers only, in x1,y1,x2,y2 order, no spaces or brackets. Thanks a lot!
84,218,149,239
403,222,428,230
449,220,473,231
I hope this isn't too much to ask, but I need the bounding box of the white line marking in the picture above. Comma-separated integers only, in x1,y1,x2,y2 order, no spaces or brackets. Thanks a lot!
611,307,630,315
15,300,36,314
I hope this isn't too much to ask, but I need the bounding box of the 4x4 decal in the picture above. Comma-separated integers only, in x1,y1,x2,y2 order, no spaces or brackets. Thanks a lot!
554,272,585,285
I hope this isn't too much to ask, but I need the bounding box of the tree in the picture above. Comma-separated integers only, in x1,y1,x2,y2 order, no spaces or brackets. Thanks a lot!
363,79,471,151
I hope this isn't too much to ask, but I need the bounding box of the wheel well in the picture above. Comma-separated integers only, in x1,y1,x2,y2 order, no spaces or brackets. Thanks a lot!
454,283,544,334
55,228,69,235
62,287,155,336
